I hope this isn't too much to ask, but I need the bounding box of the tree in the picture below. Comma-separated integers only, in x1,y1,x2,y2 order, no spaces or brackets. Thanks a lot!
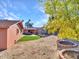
42,0,79,41
25,19,33,28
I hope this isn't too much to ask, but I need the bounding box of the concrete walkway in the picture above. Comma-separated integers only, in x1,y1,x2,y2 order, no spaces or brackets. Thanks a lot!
0,35,59,59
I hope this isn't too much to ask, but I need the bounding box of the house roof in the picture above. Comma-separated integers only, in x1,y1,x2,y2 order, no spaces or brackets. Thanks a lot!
0,20,21,28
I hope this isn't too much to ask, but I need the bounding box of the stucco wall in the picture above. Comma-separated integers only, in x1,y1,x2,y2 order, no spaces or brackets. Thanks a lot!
7,24,22,48
0,28,7,50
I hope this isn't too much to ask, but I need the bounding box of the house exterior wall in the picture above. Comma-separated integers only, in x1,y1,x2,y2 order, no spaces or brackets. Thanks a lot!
0,28,7,50
7,24,22,48
23,29,38,34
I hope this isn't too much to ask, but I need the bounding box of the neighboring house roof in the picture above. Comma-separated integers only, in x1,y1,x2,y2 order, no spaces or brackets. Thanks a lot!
25,28,37,30
0,20,22,28
24,27,44,31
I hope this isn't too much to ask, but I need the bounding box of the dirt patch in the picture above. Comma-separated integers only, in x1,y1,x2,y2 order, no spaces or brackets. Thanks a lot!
0,35,59,59
64,50,79,59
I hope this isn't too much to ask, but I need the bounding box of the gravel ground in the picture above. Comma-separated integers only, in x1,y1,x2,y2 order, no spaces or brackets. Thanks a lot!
0,35,59,59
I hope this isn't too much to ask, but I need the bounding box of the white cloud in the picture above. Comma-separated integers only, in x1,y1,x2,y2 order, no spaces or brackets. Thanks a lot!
9,13,19,19
34,4,45,13
33,14,49,27
0,12,4,17
0,9,19,20
0,4,4,9
7,0,13,8
9,1,29,12
0,0,20,20
0,7,19,20
32,2,49,27
4,17,16,20
38,6,45,13
0,0,49,27
1,1,7,8
5,13,19,20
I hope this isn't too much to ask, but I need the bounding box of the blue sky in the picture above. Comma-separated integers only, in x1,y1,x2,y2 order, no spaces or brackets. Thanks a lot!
0,0,49,27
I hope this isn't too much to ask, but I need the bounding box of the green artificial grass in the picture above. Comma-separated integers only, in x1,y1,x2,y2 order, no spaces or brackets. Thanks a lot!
18,35,40,42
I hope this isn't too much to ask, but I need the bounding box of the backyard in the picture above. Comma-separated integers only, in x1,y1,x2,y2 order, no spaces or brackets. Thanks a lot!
0,0,79,59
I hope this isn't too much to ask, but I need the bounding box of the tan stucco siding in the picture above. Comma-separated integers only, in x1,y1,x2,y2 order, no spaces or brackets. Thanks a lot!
7,24,22,48
0,28,7,49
